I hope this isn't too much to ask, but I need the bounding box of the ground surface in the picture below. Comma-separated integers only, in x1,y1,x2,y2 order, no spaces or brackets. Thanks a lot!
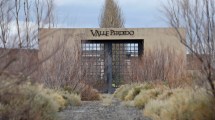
59,96,151,120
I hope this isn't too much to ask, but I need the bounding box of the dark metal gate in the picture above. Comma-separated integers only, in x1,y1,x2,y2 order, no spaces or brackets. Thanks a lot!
81,40,143,93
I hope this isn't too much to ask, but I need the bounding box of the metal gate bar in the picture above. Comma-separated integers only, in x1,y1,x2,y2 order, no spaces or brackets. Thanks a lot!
104,43,113,93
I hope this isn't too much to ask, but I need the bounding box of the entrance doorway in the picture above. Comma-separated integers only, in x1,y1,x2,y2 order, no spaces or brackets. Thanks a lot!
81,40,143,93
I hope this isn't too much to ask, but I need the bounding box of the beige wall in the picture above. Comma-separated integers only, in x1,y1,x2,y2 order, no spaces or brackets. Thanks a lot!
39,28,186,81
39,28,186,59
38,28,187,87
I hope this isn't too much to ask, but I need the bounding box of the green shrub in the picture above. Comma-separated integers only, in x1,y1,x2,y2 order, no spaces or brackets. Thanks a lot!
144,88,215,120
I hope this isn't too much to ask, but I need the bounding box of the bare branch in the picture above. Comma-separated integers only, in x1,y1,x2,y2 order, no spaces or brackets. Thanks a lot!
163,0,215,97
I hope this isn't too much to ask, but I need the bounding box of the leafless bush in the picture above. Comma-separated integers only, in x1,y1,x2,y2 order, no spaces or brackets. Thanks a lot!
0,0,55,48
130,47,186,88
0,0,56,81
39,38,103,100
39,39,81,88
0,48,38,78
0,0,13,48
0,0,62,119
162,0,215,96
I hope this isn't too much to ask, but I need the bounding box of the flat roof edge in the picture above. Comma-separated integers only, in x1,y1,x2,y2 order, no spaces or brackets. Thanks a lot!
39,27,185,30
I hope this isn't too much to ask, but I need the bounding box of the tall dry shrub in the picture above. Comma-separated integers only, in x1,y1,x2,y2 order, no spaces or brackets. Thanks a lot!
39,39,82,89
0,48,39,79
163,0,215,96
131,47,186,87
39,37,101,100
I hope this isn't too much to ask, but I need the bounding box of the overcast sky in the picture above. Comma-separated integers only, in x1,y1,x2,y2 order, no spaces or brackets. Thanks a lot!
54,0,169,28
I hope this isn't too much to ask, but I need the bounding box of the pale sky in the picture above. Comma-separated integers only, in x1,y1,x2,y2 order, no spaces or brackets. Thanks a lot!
54,0,169,28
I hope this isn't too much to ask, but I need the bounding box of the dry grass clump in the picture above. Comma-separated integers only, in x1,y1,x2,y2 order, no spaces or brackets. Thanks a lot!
114,83,154,100
113,84,132,100
58,91,81,106
125,84,154,101
124,87,142,101
0,82,59,120
0,76,81,120
133,88,163,109
80,86,101,101
155,90,173,100
143,99,168,120
114,83,215,120
113,84,131,100
113,83,160,108
44,89,67,111
63,83,101,101
144,88,215,120
45,88,81,111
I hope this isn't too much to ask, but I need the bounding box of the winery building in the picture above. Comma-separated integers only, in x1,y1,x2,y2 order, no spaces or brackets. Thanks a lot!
39,28,186,93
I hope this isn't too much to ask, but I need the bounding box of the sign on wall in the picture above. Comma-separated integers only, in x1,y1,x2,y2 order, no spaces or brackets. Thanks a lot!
90,29,134,37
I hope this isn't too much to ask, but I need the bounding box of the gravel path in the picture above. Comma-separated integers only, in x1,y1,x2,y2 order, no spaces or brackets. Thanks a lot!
59,98,151,120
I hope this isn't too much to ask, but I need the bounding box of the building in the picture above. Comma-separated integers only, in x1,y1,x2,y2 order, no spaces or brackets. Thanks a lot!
39,28,186,93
